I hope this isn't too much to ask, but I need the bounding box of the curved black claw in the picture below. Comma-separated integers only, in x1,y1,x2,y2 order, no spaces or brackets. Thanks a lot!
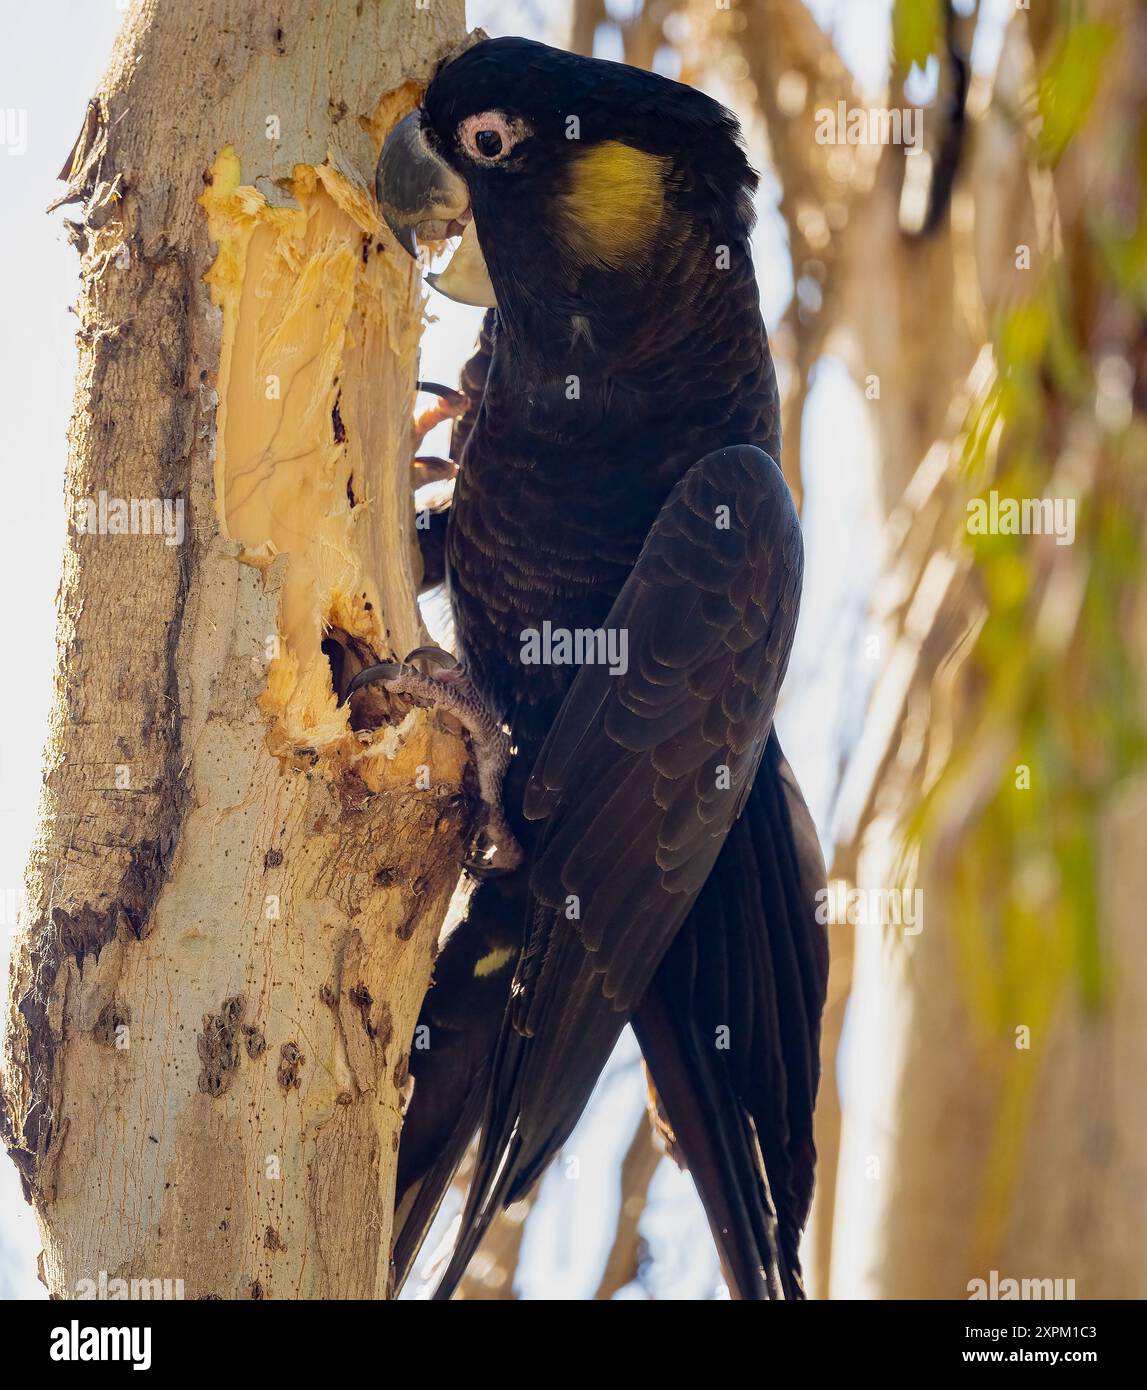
342,661,403,704
462,828,523,880
403,645,459,673
413,456,457,484
462,856,506,881
416,380,468,407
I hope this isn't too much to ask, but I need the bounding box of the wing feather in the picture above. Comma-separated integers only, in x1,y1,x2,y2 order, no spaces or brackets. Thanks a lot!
432,445,805,1298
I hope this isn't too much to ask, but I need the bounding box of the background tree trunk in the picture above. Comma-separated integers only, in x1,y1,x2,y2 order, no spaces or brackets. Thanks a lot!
1,0,470,1301
828,0,1147,1300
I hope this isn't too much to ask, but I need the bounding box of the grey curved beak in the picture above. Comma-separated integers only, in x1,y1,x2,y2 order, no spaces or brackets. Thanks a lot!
375,111,470,259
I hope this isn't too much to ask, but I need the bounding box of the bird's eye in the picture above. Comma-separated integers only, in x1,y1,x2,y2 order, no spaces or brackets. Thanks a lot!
459,111,522,163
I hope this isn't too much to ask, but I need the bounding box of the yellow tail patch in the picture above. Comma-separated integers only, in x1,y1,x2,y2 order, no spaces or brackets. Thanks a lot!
557,141,671,269
473,944,516,978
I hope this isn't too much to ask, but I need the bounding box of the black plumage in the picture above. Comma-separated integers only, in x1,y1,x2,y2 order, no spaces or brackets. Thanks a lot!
375,36,829,1299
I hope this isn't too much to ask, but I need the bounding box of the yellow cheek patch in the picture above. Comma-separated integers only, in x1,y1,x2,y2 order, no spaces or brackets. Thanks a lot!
557,141,671,269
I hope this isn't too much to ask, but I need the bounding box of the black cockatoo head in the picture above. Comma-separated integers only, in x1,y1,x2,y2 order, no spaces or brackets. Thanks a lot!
375,36,757,330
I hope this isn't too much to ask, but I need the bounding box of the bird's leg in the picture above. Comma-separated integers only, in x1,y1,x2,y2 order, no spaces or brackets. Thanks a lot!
414,381,470,445
345,647,523,877
412,381,470,486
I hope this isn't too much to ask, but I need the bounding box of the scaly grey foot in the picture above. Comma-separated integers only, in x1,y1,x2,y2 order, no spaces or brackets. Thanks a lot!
344,647,523,876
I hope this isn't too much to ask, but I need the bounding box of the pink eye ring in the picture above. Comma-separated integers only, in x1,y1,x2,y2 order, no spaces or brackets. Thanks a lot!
459,111,525,163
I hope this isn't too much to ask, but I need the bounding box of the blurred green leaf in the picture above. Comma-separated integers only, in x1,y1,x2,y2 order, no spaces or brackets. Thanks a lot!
999,299,1050,367
1037,21,1116,163
893,0,942,73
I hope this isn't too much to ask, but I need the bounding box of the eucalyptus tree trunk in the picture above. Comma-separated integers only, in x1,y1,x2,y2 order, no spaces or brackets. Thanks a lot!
1,0,469,1301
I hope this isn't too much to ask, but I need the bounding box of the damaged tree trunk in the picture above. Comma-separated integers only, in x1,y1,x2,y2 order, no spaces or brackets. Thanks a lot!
1,0,469,1300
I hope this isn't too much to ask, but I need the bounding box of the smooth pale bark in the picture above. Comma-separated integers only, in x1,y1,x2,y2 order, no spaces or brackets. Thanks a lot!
1,0,471,1300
